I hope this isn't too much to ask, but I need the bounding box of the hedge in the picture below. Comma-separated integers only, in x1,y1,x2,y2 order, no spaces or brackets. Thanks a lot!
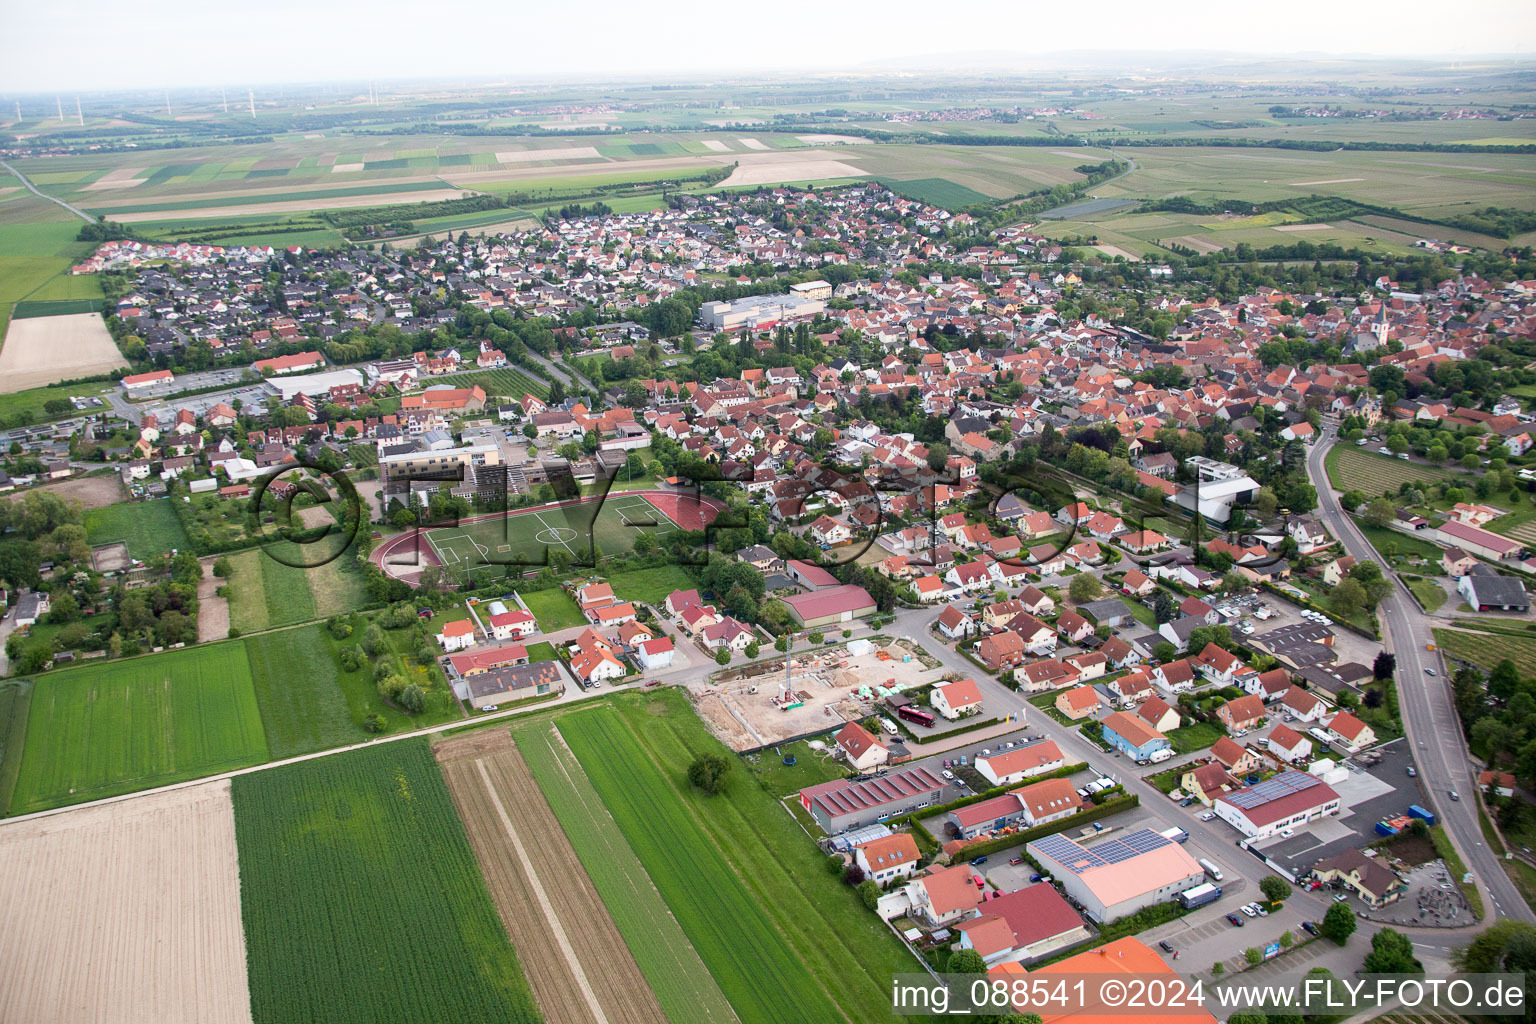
896,713,1005,745
948,793,1141,862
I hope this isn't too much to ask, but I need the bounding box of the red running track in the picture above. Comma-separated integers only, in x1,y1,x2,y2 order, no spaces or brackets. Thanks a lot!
370,488,726,583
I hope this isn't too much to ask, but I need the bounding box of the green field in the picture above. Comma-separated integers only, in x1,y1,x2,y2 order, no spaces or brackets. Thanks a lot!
434,365,549,400
1434,627,1536,678
604,563,698,606
555,690,922,1023
0,680,32,814
518,587,586,632
83,499,192,561
874,176,991,207
0,205,104,341
1326,446,1465,496
243,625,365,758
513,722,739,1024
558,705,841,1024
10,642,268,813
425,493,679,573
232,740,538,1024
224,548,318,632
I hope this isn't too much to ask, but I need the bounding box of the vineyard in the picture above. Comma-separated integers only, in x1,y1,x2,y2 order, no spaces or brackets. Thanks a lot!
1434,627,1536,678
231,740,539,1024
557,703,841,1024
437,365,551,401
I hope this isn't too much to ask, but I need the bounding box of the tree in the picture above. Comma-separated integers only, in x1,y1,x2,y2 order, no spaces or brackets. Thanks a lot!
946,949,988,976
1453,919,1536,973
1362,498,1395,528
1373,651,1396,680
1259,875,1291,904
1386,434,1409,455
1279,930,1294,948
686,753,732,795
925,443,950,473
361,623,386,656
1244,948,1263,966
1330,579,1367,618
1153,641,1177,662
1153,589,1175,624
1362,928,1421,974
396,683,426,714
745,640,760,658
1320,901,1356,945
714,647,731,666
857,879,881,911
1069,574,1103,602
808,630,824,644
841,864,865,886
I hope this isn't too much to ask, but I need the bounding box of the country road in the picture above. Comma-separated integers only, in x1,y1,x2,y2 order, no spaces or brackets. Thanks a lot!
1308,430,1533,925
0,159,96,224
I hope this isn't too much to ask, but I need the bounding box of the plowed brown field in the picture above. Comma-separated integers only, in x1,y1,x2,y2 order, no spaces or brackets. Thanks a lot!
437,730,668,1024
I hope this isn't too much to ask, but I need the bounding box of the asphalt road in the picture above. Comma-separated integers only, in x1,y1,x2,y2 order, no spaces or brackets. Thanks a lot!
1308,430,1533,925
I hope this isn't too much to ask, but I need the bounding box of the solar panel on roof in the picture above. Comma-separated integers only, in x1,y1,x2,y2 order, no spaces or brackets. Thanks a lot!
1088,828,1171,864
1224,771,1319,810
1031,833,1106,874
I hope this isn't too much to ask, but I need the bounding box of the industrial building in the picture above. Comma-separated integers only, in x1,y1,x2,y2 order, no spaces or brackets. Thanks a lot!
699,292,825,332
798,766,954,834
1027,829,1205,923
779,584,876,628
1169,457,1259,524
1211,771,1341,839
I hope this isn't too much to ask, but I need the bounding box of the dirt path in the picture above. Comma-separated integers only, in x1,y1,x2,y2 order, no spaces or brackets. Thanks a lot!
0,780,252,1024
436,731,668,1024
197,556,229,643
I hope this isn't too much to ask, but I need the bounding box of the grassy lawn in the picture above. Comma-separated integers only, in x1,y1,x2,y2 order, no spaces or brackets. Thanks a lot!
1356,522,1444,563
1167,720,1225,755
1405,577,1448,613
522,640,558,663
305,555,367,619
513,722,739,1024
519,587,586,631
224,549,269,632
232,740,538,1024
1434,628,1536,677
10,642,269,813
741,735,849,798
1028,689,1080,727
225,548,319,632
83,499,192,561
605,563,697,606
243,624,365,759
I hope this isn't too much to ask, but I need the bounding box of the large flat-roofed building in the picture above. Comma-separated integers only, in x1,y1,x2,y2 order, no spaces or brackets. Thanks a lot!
380,442,501,485
1169,456,1259,524
700,292,825,332
265,367,365,401
453,661,566,710
798,766,954,834
1212,770,1341,839
1027,828,1204,923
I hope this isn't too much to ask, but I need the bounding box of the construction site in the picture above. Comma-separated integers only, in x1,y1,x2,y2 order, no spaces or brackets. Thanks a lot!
689,637,953,752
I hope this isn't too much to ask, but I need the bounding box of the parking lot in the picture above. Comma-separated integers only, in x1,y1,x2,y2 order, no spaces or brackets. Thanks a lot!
1248,739,1429,879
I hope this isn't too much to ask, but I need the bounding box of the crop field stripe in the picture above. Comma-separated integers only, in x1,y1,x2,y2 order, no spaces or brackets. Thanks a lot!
243,625,360,759
232,740,539,1024
615,693,924,1022
513,722,738,1024
558,706,840,1024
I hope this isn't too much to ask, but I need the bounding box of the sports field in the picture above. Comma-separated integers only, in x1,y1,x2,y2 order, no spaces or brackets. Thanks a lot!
424,491,702,571
10,642,269,813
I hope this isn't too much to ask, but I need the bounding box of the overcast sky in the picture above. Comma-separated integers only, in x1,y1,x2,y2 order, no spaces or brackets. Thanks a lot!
6,0,1535,93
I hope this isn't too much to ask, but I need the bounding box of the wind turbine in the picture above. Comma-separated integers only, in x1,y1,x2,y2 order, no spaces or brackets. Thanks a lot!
57,96,64,122
222,87,228,114
248,88,256,119
76,96,84,126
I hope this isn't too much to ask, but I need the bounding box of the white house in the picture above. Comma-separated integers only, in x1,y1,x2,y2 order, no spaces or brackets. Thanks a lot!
487,608,538,640
437,619,476,652
635,635,676,670
931,678,983,720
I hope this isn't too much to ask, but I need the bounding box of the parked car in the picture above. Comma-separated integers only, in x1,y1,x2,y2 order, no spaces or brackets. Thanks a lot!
1333,893,1349,903
942,769,955,780
1240,904,1257,918
1159,940,1175,953
1009,857,1024,866
971,855,988,866
1450,790,1460,801
1407,766,1416,777
1200,811,1216,821
1226,913,1245,927
1302,921,1319,936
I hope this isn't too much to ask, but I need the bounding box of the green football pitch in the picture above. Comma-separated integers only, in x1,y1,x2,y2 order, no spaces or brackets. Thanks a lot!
425,493,678,570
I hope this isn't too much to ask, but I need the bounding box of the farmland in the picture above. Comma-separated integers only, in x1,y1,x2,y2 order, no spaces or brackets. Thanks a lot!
1434,627,1536,678
10,642,268,813
512,720,739,1024
556,690,921,1024
0,781,252,1024
232,740,538,1024
436,730,670,1024
0,312,126,392
436,365,550,400
224,548,318,632
557,704,840,1024
83,498,192,561
242,624,363,758
1325,445,1466,496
